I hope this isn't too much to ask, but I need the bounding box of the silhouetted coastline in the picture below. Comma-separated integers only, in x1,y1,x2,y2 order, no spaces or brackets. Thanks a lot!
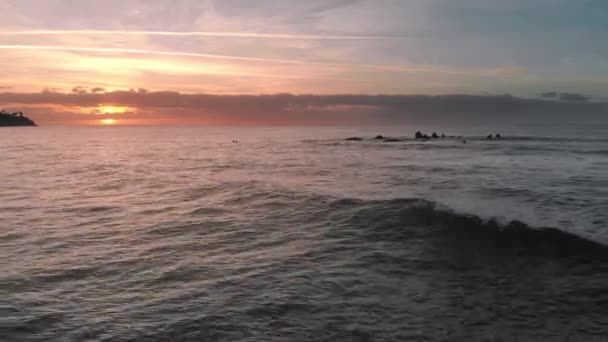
0,110,36,126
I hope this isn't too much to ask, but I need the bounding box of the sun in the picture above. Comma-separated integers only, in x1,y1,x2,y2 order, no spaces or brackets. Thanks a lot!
100,118,116,125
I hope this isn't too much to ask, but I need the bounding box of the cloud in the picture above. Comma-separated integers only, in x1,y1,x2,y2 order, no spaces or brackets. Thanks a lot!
42,87,62,93
71,86,88,94
91,87,106,93
559,92,590,102
1,90,606,125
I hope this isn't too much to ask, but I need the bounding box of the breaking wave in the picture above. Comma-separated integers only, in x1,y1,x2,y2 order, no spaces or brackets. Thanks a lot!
325,196,608,259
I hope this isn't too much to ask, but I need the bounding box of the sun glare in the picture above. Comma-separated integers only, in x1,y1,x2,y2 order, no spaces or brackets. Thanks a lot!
101,118,116,125
98,105,128,114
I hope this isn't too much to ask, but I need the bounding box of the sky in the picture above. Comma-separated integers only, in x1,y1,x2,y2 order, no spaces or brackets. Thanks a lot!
0,0,606,125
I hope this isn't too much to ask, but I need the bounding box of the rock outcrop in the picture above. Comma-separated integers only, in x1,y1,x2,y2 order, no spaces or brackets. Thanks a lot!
0,110,36,126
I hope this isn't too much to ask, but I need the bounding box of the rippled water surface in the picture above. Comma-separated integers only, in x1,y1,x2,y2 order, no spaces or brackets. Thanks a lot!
2,125,608,341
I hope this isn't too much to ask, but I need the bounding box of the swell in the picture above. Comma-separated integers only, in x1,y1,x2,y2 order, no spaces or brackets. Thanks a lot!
190,182,608,259
325,197,608,258
306,135,608,144
503,144,608,156
492,136,608,143
176,182,608,259
304,136,608,155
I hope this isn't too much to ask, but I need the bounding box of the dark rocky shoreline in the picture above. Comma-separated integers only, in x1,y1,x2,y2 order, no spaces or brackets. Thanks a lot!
0,110,36,126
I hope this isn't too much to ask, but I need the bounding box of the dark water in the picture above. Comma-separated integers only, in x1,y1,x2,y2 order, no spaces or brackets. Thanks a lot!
1,125,608,341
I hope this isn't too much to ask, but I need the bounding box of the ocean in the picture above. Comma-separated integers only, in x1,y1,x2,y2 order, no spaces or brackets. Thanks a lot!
2,124,608,341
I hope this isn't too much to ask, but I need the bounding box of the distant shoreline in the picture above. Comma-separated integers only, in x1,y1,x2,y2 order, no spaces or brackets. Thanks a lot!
0,111,37,126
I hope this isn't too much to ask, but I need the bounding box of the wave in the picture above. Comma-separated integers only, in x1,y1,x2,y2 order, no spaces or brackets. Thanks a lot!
324,197,608,259
182,182,607,259
305,135,608,144
497,144,608,156
491,136,608,143
586,149,608,156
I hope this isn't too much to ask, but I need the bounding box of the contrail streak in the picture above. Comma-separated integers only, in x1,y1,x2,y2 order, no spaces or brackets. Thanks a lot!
0,44,510,76
0,30,394,40
0,44,413,71
0,44,324,64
